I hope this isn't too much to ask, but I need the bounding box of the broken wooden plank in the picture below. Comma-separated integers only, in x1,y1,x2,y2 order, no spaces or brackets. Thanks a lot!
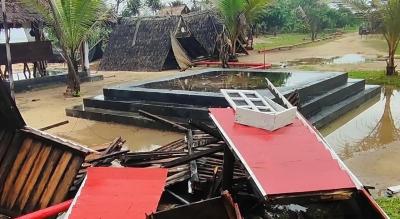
38,152,72,209
39,120,69,131
138,110,188,132
188,120,221,140
6,140,42,209
0,137,33,206
16,145,52,211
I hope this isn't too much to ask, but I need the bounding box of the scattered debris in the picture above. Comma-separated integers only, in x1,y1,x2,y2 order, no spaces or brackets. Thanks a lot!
386,185,400,197
39,120,69,131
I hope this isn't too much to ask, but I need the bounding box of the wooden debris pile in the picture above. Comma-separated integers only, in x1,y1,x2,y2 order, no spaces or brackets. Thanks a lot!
70,137,129,194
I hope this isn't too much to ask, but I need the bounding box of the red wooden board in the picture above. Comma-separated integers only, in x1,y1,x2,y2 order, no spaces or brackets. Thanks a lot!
209,108,356,197
68,167,167,219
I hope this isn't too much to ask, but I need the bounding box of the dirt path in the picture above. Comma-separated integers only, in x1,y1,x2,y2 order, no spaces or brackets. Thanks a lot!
16,70,183,150
240,32,387,71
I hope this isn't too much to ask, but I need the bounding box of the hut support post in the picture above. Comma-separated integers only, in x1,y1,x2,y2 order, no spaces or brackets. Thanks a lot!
81,41,90,76
222,146,235,192
1,0,14,99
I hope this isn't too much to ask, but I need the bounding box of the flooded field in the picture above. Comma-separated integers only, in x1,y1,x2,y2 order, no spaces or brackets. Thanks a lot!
321,86,400,195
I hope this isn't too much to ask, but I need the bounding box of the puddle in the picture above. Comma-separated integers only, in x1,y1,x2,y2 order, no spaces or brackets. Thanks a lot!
321,87,400,159
286,54,368,66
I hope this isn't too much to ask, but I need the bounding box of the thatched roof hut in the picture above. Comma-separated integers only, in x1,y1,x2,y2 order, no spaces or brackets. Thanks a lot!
182,10,223,56
157,5,190,16
0,0,44,28
100,16,185,71
100,11,223,72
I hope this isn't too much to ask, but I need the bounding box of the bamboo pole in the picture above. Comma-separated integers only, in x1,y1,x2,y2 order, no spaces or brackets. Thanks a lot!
1,0,14,99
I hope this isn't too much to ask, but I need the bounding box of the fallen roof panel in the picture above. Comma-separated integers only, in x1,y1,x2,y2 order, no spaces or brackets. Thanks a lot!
67,167,168,219
209,108,356,197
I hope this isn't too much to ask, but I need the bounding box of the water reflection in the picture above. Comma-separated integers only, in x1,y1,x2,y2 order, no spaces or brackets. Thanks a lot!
324,87,400,159
142,71,328,92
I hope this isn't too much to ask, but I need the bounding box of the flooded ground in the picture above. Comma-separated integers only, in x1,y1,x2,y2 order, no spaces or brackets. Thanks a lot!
321,86,400,196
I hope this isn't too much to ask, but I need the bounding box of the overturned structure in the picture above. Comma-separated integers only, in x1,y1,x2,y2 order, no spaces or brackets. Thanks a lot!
100,10,223,71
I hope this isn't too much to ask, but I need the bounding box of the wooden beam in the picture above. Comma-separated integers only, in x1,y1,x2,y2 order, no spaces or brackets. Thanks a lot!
222,146,235,192
163,145,224,168
187,129,199,193
39,120,69,131
138,110,188,132
1,0,14,99
188,120,222,140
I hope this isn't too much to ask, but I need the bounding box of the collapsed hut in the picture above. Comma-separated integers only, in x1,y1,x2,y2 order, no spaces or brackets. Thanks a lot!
100,10,223,71
0,0,55,79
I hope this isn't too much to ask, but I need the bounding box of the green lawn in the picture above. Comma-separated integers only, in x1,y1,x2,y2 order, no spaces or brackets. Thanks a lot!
348,70,400,88
377,197,400,218
254,33,311,50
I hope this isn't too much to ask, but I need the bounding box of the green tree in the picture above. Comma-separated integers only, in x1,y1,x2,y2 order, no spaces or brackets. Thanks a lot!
217,0,271,55
146,0,161,14
382,0,400,75
24,0,106,96
122,0,141,16
296,0,332,41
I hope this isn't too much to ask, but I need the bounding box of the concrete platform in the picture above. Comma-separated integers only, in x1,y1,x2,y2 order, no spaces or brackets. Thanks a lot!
66,69,381,130
13,73,103,93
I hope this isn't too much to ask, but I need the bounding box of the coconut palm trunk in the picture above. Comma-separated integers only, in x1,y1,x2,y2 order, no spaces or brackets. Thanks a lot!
385,38,399,75
24,0,105,96
382,0,400,75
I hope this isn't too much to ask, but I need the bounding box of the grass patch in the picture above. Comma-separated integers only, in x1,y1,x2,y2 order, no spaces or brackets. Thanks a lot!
254,32,344,50
254,33,310,50
362,35,400,55
348,70,400,87
376,197,400,218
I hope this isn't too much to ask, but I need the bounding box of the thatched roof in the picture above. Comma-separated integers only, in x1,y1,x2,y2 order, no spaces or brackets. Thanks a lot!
182,10,223,55
100,16,183,71
100,10,223,71
0,0,44,28
157,5,190,16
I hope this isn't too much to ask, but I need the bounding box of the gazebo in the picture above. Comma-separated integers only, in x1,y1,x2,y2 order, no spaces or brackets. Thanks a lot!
0,0,53,80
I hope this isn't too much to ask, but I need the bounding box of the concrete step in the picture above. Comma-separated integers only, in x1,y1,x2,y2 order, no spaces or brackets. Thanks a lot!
65,105,186,131
301,79,365,118
82,95,210,121
102,72,348,106
308,85,381,129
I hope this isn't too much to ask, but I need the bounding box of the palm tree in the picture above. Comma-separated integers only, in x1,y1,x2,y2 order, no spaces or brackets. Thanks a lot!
23,0,106,96
217,0,271,56
382,0,400,75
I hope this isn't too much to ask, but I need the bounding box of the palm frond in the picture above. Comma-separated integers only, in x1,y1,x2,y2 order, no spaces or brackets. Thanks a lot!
244,0,272,23
218,0,246,35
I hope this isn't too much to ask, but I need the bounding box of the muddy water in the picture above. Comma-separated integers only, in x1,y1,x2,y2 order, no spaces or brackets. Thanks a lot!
320,87,400,195
321,87,400,159
47,117,183,151
287,54,369,66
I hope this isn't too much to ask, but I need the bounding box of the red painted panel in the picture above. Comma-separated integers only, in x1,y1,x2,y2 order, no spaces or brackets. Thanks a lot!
209,108,355,196
68,167,167,219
